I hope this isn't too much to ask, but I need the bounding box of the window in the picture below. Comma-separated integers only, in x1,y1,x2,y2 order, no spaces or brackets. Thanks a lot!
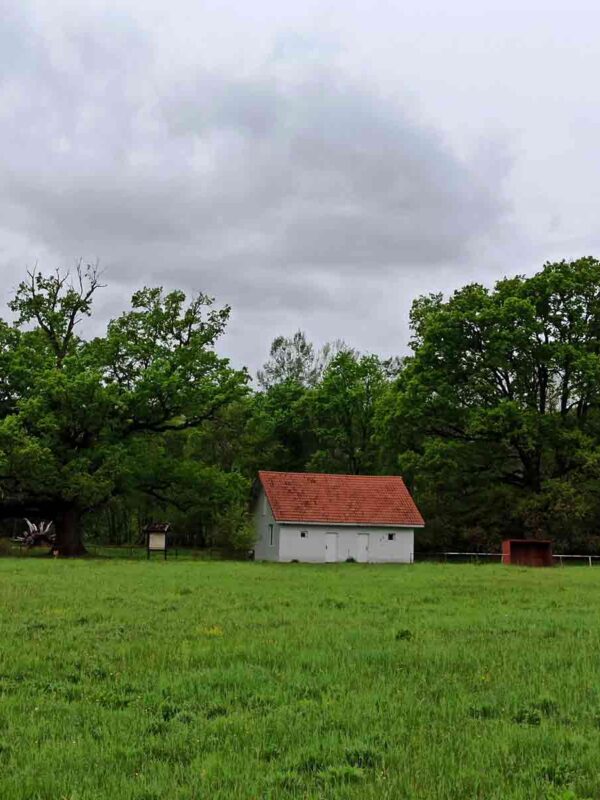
300,531,307,539
269,524,274,546
387,533,395,542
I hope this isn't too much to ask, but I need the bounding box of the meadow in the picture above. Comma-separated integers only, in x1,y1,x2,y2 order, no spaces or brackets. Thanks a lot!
1,559,600,799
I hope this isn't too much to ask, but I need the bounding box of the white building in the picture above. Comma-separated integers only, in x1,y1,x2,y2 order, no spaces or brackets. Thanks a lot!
253,471,424,563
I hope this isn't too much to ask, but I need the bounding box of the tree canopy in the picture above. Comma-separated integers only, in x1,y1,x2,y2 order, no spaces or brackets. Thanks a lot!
377,257,600,550
257,330,349,389
3,257,600,556
0,265,248,554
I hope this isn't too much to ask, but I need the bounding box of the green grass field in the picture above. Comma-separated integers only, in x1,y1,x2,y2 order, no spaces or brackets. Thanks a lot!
2,560,600,800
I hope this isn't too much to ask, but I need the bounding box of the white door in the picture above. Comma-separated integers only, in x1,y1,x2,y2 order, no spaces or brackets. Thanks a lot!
325,532,338,562
357,533,369,563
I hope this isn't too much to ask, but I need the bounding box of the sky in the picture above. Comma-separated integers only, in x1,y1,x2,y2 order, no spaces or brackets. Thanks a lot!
1,0,599,374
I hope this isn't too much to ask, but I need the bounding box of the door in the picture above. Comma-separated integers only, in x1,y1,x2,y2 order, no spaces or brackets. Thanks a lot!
357,533,369,563
325,532,338,562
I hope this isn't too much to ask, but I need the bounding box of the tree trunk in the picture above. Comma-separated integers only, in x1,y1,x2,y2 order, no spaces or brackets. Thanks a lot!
54,508,86,556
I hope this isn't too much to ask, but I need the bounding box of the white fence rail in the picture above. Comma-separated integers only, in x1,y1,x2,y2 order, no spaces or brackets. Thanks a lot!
416,552,600,566
554,554,600,567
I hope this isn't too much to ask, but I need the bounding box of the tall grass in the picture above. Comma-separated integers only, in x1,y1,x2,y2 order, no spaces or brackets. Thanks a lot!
1,560,599,799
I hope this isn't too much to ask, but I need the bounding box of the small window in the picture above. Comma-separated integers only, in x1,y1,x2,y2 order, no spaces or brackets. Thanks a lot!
387,533,395,542
269,524,274,546
300,530,307,538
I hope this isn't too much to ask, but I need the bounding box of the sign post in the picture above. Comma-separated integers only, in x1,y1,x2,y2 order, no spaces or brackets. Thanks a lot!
145,523,171,560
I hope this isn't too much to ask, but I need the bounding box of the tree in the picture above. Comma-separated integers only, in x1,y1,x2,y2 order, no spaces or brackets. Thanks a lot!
0,265,248,555
252,332,356,474
377,257,600,548
257,330,349,389
250,380,317,472
308,351,389,474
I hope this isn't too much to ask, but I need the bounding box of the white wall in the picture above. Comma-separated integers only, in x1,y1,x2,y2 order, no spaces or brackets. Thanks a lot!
277,524,414,563
252,487,280,561
366,529,414,563
278,524,329,562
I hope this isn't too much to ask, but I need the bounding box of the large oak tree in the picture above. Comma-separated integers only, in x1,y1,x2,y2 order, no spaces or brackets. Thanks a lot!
0,265,248,555
378,258,600,548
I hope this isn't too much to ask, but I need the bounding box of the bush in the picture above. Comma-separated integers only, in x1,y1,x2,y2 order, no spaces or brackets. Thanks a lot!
213,506,256,554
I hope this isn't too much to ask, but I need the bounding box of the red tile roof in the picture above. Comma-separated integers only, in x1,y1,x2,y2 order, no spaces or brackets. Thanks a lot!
258,471,424,527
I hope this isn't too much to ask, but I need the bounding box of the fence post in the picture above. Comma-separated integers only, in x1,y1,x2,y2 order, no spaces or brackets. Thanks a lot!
559,555,563,567
590,556,593,567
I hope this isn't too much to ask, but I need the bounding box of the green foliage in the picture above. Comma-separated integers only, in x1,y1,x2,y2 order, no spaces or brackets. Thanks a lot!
93,286,246,433
251,346,391,476
5,256,600,554
308,351,389,474
2,560,600,798
0,265,248,553
8,265,100,367
211,505,256,553
250,380,316,472
377,257,600,549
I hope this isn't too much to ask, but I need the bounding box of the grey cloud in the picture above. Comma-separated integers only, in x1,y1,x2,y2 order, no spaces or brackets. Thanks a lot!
161,71,506,268
163,75,284,138
0,3,514,370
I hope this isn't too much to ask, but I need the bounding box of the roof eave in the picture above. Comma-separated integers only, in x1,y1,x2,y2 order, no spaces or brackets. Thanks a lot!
276,519,425,528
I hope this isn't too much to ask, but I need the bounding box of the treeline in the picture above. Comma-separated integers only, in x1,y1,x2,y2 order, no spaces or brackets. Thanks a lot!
2,257,600,555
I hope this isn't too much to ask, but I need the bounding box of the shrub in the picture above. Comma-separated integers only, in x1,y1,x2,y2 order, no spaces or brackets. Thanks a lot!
213,506,256,554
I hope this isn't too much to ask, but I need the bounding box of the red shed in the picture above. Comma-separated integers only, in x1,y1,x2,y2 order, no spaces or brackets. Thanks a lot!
502,539,553,567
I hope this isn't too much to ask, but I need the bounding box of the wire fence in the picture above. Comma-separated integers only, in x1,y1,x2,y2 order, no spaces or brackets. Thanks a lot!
1,542,229,560
415,552,600,566
4,540,600,565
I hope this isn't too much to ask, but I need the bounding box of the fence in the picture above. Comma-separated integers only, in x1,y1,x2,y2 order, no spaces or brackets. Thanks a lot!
4,540,600,565
416,551,600,566
554,554,600,567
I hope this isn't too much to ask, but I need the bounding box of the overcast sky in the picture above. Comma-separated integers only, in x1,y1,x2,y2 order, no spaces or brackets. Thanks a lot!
1,0,599,373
